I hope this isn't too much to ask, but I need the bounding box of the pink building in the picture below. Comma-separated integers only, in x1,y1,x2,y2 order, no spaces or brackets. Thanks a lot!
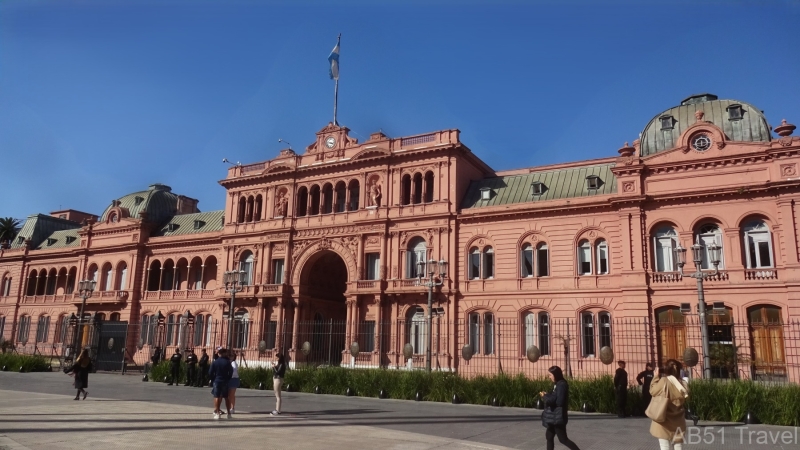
1,93,798,381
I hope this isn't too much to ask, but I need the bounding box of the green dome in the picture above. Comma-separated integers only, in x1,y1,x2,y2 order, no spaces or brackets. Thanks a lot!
101,184,180,226
639,94,771,157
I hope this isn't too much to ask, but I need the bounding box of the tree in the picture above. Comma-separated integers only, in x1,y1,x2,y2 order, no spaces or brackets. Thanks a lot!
0,217,21,245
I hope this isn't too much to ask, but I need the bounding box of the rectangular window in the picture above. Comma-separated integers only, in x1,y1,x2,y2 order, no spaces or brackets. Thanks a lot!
655,237,674,272
2,278,10,296
522,247,533,277
539,314,550,356
469,252,480,280
579,245,592,275
599,314,611,349
483,314,494,355
36,316,50,343
469,314,480,354
361,321,375,352
194,268,203,290
366,253,380,280
483,251,494,279
597,244,608,275
18,316,31,343
0,316,5,339
272,259,285,284
166,315,175,345
582,315,595,357
524,313,535,351
265,320,277,349
537,245,549,277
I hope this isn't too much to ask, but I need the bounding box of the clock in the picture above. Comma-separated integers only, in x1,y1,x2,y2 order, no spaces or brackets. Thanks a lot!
325,136,336,149
691,133,712,152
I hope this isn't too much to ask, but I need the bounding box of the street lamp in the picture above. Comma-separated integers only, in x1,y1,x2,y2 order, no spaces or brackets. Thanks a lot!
416,258,448,373
223,268,247,350
674,239,722,379
72,279,96,358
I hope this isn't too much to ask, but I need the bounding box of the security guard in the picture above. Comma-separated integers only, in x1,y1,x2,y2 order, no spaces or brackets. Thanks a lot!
185,349,198,386
168,348,182,386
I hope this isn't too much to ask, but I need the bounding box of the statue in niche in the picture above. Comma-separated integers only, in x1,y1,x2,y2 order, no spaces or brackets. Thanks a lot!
368,178,382,207
274,190,288,217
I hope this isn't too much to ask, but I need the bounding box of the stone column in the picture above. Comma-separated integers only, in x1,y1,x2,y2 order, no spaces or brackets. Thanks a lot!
291,298,301,350
275,298,285,351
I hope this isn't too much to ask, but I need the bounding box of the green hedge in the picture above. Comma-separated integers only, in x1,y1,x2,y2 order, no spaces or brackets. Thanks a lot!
145,365,798,426
0,354,51,372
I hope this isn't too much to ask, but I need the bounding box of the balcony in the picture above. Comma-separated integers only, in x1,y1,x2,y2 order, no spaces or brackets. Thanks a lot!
70,290,129,305
142,289,216,300
261,284,287,295
650,272,683,284
744,269,778,281
388,278,424,292
354,280,384,293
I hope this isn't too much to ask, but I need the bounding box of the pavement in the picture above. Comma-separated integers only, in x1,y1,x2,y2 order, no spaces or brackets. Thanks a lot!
0,371,797,450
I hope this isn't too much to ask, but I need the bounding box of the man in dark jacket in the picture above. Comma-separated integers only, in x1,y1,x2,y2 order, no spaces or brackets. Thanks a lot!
168,348,182,386
196,349,210,387
209,348,234,420
636,363,655,410
614,360,628,418
185,349,198,386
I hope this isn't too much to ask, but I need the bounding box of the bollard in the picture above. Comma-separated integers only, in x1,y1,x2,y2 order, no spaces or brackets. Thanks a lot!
743,411,760,425
415,392,422,402
379,389,388,399
581,402,595,413
346,387,354,397
19,366,25,373
491,397,500,407
315,386,322,394
535,398,545,410
452,393,461,405
142,374,148,382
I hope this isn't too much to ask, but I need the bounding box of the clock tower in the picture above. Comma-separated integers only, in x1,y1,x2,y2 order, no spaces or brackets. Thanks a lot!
305,122,359,159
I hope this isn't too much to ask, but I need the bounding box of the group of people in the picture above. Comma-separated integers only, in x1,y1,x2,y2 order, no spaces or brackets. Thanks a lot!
540,360,690,450
207,347,286,420
161,347,211,387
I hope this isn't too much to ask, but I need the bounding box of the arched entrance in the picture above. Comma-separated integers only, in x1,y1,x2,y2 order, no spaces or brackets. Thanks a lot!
298,250,349,365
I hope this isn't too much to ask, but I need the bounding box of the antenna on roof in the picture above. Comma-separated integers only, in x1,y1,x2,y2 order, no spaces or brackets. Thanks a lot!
222,158,240,166
278,139,292,150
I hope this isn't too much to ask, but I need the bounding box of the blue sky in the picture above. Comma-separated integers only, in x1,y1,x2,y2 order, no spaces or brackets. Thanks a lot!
1,0,799,220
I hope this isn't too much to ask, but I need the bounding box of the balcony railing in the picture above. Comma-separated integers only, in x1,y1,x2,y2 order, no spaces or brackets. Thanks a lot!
650,272,683,283
745,269,778,280
143,289,215,300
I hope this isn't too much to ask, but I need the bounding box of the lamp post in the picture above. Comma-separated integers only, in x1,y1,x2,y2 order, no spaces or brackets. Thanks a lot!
72,279,97,357
674,240,722,380
223,268,247,350
416,258,448,373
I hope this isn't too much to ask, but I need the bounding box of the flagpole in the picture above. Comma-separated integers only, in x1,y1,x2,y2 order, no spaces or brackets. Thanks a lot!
333,33,340,126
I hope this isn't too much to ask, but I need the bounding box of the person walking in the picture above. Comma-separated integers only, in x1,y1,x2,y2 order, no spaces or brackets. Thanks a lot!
168,348,182,386
271,354,287,416
228,352,240,414
185,349,198,387
197,349,210,387
649,359,689,450
614,360,628,418
208,348,234,420
539,366,581,450
68,349,92,401
636,363,655,410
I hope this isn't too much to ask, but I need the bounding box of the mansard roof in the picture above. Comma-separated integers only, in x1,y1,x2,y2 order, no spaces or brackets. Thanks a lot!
152,210,224,237
11,214,81,249
35,228,81,250
461,162,617,209
100,183,186,227
640,94,771,157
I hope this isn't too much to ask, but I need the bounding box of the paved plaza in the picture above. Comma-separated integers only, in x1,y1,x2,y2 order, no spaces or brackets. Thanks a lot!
0,372,798,449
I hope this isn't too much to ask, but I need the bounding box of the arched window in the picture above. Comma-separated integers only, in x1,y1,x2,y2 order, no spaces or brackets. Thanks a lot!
748,305,785,380
296,186,308,217
53,314,68,343
2,274,12,297
596,240,608,275
17,315,31,343
581,312,595,357
246,196,254,222
101,263,113,291
36,269,47,296
237,197,246,223
523,243,550,277
407,238,427,278
469,247,480,280
166,313,178,346
66,267,76,294
26,270,37,296
348,180,360,211
468,311,494,355
0,315,5,339
406,306,426,355
424,171,434,203
310,185,321,215
401,175,411,206
412,173,423,204
536,243,549,277
521,244,533,277
469,246,494,280
696,223,724,269
110,312,121,322
254,195,263,221
45,268,57,295
36,315,50,343
232,309,250,349
322,183,333,214
599,312,611,349
115,262,128,290
578,240,592,275
147,261,162,291
140,314,157,346
523,311,550,356
743,220,774,269
483,247,494,279
653,226,678,272
655,306,685,367
161,260,175,291
240,251,254,286
334,181,347,213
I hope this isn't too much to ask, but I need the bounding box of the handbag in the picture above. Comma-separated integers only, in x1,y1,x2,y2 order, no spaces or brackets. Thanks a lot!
541,406,565,426
645,379,670,423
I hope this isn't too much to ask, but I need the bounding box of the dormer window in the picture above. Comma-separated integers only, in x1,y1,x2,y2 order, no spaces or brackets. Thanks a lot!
134,196,144,206
660,115,674,130
480,187,492,201
17,237,24,245
167,223,178,232
530,182,545,196
65,236,76,244
586,175,601,190
193,220,205,230
46,238,56,246
727,104,743,121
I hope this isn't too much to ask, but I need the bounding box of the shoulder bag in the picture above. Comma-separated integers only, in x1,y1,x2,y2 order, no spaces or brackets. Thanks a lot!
645,379,670,423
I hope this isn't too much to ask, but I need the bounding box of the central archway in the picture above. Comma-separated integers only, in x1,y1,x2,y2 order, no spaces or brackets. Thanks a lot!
298,250,349,365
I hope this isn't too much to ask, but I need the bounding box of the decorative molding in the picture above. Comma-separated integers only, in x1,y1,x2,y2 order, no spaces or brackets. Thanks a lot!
781,163,797,178
622,181,635,193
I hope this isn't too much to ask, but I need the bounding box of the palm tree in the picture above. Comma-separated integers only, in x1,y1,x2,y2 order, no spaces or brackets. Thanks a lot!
0,217,21,245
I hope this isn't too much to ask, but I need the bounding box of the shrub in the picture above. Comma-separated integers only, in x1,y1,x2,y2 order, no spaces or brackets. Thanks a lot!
687,379,800,426
0,354,50,372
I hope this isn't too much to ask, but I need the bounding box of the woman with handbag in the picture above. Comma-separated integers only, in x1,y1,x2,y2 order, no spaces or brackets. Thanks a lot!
67,349,92,401
539,366,581,450
648,359,689,450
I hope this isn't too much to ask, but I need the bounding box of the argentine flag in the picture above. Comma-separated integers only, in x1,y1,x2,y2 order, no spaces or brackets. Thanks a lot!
328,36,340,80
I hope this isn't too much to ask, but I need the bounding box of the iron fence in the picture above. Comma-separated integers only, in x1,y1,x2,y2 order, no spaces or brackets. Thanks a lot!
3,316,799,384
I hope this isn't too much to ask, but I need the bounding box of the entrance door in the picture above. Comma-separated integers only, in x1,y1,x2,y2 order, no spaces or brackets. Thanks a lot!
95,321,128,371
656,307,685,366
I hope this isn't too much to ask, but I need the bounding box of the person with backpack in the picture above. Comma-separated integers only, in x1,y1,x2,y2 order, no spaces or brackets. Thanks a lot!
539,366,581,450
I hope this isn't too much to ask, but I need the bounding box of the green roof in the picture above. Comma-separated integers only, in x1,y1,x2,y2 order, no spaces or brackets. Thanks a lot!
640,95,771,157
35,229,81,250
462,163,617,209
100,183,182,227
11,214,82,249
153,210,224,237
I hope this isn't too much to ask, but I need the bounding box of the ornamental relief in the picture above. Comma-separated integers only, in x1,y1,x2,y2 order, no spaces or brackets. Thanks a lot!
780,163,797,177
295,225,382,238
622,181,636,193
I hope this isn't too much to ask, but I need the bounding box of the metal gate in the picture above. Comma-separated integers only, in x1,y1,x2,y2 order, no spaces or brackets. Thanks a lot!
95,321,129,371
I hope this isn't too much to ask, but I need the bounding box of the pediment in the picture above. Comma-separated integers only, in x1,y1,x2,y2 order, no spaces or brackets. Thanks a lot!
263,164,294,174
351,147,391,161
